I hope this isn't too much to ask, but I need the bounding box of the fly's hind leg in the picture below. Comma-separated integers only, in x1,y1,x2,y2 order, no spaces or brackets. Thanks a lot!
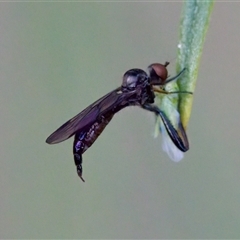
73,132,86,182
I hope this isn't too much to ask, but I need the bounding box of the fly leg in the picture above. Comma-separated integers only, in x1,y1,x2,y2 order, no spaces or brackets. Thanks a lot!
142,103,188,152
73,132,87,182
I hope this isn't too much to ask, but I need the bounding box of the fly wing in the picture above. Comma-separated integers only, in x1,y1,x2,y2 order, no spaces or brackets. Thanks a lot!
46,86,127,144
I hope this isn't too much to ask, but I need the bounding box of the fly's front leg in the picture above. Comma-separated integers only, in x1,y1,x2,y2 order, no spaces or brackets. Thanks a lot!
152,86,193,95
73,132,86,182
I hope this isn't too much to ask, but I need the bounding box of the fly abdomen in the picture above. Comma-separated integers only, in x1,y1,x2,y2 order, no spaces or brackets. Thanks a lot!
73,113,114,181
83,113,114,151
73,113,115,157
73,132,86,181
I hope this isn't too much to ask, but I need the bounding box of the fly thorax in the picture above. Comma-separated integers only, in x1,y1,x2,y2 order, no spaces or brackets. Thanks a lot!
122,68,149,93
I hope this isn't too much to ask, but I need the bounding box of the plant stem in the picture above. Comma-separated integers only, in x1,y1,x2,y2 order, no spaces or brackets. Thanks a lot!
176,0,215,129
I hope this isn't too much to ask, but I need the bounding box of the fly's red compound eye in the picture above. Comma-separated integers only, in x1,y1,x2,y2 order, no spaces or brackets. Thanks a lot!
148,62,169,84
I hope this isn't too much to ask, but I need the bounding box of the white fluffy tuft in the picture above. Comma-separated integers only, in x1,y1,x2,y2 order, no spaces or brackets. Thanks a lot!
160,121,184,162
160,118,184,162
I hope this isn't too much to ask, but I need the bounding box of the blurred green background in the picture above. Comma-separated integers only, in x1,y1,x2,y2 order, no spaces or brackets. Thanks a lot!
1,2,240,239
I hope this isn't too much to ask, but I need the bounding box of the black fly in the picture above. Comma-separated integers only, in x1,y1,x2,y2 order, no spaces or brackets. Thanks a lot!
46,62,191,181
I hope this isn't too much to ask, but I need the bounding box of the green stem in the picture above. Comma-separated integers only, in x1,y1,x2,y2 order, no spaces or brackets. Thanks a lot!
176,0,215,129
